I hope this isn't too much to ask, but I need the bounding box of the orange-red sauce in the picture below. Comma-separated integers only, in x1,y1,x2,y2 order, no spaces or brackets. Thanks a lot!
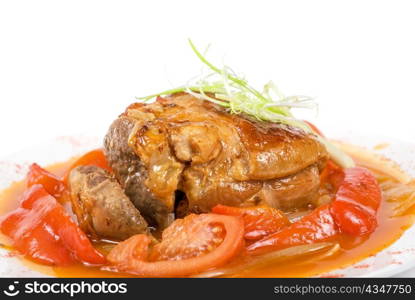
0,153,414,278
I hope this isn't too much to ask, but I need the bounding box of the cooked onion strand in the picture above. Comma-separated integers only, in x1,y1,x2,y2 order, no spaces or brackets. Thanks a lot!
193,242,335,278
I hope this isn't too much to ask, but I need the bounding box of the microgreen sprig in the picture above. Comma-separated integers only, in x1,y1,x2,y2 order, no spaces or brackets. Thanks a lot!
137,40,355,168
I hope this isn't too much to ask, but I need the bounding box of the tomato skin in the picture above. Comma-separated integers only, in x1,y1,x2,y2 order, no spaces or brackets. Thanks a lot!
211,205,290,241
64,149,111,183
246,204,338,255
0,185,105,266
107,214,245,277
27,163,66,198
330,167,381,236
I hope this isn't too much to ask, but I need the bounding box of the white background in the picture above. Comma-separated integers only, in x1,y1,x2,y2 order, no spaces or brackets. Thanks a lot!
1,0,415,277
0,0,414,156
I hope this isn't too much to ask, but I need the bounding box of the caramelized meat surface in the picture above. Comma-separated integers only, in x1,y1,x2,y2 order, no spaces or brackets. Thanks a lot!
68,165,148,240
104,93,328,228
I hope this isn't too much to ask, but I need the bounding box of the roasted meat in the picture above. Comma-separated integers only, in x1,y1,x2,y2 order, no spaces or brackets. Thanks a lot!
68,165,148,240
104,93,328,228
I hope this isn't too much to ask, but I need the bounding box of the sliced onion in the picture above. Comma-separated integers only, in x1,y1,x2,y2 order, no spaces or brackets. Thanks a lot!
392,194,415,216
332,141,412,184
193,242,335,278
318,137,356,169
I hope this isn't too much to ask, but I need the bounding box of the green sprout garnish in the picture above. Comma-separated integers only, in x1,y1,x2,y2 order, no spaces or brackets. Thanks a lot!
139,40,316,131
138,39,355,168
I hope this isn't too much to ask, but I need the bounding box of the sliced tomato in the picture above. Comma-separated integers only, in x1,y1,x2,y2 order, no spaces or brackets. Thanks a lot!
211,205,290,241
330,167,381,236
27,163,66,199
246,204,338,255
0,184,105,266
63,149,112,183
107,214,244,277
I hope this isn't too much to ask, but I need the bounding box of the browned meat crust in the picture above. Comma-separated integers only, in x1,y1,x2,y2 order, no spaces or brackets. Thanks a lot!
68,165,148,240
104,93,328,228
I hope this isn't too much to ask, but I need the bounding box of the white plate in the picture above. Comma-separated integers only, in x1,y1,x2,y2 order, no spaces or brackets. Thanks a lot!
0,134,414,278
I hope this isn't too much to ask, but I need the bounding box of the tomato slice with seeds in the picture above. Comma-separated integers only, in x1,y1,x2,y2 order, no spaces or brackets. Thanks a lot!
211,205,290,241
150,214,229,261
107,214,244,277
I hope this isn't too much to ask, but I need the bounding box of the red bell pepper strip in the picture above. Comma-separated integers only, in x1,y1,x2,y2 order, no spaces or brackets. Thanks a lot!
247,167,382,255
246,204,338,255
27,163,66,199
330,167,381,236
212,205,290,241
0,184,106,266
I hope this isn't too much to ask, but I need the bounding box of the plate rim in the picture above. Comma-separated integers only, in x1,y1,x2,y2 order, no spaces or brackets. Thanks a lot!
0,134,414,278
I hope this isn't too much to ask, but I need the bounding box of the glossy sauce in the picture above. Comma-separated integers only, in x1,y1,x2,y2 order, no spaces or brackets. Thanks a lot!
0,151,414,278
